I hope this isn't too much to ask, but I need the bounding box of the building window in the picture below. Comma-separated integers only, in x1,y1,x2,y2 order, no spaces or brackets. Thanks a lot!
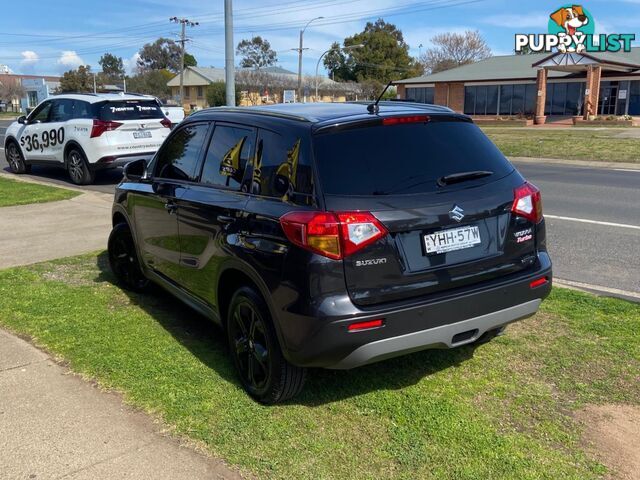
629,81,640,116
405,87,434,104
544,82,584,116
463,85,499,115
498,84,536,116
27,91,39,108
184,87,190,99
197,86,204,98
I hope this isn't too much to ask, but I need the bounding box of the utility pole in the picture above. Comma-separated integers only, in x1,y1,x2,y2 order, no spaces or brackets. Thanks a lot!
170,17,199,107
224,0,235,106
294,16,323,102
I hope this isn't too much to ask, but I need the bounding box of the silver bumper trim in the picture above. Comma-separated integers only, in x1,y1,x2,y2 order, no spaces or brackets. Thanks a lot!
331,299,542,369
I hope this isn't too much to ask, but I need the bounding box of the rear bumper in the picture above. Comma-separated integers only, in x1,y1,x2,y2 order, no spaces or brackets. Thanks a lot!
93,153,155,170
333,299,540,369
279,252,552,369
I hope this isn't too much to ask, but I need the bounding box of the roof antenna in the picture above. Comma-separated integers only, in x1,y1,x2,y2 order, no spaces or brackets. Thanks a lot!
367,80,393,114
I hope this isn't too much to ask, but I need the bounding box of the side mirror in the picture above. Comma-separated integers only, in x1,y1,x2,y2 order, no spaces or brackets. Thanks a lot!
123,159,148,181
17,116,27,124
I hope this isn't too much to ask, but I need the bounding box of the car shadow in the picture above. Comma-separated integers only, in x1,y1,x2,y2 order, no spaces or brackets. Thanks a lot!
94,252,479,406
1,164,123,188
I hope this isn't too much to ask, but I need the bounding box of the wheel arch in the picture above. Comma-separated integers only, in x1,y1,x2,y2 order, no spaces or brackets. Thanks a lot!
4,135,21,152
217,263,289,354
63,140,87,166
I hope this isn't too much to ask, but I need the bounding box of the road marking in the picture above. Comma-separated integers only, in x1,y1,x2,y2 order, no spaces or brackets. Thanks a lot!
613,168,640,173
555,278,640,301
545,214,640,231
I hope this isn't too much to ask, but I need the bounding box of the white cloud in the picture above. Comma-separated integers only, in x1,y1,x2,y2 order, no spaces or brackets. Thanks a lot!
57,50,85,68
123,52,141,75
20,50,39,66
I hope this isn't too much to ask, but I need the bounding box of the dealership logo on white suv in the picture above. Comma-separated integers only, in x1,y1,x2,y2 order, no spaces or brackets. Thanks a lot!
4,93,172,185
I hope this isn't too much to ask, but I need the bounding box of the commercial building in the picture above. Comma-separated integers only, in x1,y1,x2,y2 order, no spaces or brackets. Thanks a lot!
0,73,60,113
394,48,640,123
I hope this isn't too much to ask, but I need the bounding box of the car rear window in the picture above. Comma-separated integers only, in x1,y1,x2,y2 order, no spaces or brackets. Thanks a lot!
313,119,513,196
97,100,163,121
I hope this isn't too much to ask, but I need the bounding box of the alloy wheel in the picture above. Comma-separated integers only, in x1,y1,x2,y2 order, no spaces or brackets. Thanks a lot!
68,151,84,183
230,301,271,391
7,144,22,172
108,229,147,290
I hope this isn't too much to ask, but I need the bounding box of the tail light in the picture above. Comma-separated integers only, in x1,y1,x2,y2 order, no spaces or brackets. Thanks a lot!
90,119,123,138
382,115,429,126
512,182,543,223
280,211,388,260
160,117,172,128
348,318,384,332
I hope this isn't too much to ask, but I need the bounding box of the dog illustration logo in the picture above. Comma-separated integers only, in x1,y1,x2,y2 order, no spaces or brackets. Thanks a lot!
548,5,594,53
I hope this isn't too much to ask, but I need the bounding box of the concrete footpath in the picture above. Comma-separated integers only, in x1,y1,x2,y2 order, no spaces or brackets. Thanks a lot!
0,179,243,479
0,331,242,480
0,189,112,269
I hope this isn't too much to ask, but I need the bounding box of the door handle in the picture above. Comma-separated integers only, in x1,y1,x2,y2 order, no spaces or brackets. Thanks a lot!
164,201,178,214
217,214,234,224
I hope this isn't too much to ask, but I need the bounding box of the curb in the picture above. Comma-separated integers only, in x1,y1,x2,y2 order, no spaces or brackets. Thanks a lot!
0,171,96,194
509,157,640,171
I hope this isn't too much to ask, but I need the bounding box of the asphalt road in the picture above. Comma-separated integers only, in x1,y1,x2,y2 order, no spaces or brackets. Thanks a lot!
1,119,638,297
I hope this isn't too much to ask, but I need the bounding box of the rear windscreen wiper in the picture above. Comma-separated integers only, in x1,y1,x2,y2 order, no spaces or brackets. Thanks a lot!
437,170,493,187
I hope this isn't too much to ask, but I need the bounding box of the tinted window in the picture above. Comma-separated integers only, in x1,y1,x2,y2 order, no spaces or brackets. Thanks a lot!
97,100,163,121
29,101,52,123
73,100,93,119
200,125,254,189
313,120,513,196
155,124,208,181
249,129,313,204
50,99,74,122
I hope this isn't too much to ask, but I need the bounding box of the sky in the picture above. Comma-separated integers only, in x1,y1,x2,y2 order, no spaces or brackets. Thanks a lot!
1,0,639,77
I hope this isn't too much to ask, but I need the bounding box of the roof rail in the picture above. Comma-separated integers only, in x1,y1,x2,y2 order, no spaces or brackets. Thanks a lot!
52,92,99,96
192,106,311,122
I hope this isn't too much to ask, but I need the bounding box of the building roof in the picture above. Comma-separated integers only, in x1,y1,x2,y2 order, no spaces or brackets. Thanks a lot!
396,47,640,84
167,66,299,87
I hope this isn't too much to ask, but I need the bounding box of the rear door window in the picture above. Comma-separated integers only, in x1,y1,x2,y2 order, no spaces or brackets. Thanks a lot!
313,119,513,196
154,123,209,181
97,100,163,121
250,129,314,205
199,124,255,190
49,99,74,123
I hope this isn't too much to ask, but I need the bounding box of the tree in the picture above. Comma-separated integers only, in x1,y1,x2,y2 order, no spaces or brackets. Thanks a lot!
126,69,173,100
206,82,241,107
184,52,197,68
515,44,535,55
57,65,96,93
327,19,421,86
137,38,182,73
0,78,25,111
419,30,491,75
99,53,125,79
323,42,353,82
236,36,277,69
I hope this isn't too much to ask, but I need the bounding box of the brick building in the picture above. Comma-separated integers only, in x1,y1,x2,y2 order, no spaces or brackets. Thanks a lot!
394,49,640,124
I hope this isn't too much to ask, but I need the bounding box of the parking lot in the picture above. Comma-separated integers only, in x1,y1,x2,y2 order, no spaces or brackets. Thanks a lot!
2,118,638,299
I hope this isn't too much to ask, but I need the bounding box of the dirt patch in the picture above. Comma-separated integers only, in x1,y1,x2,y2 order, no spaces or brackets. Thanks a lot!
576,404,640,480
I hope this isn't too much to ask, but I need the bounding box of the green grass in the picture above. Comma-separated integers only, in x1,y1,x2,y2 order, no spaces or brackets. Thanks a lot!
0,253,639,479
0,176,79,207
482,127,640,163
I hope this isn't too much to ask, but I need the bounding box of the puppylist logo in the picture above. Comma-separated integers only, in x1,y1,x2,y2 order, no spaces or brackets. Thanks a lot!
515,5,635,54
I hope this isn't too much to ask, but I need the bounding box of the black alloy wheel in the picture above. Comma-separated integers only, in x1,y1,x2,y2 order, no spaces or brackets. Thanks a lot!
107,223,150,292
227,287,306,404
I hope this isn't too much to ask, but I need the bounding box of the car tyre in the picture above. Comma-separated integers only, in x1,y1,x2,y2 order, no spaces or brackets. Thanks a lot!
6,141,31,174
227,286,306,404
108,222,151,292
66,148,95,185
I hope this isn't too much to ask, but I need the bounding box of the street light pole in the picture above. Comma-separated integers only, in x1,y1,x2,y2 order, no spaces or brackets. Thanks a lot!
315,44,363,100
224,0,236,106
296,16,323,102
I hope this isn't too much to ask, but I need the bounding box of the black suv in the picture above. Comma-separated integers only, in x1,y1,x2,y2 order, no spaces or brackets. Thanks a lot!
108,102,552,404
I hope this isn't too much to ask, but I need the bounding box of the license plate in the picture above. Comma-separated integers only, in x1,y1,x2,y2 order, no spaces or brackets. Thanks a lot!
424,225,481,255
133,130,152,139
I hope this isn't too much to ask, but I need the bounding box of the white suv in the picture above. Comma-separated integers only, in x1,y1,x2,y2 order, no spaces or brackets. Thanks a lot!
4,93,172,184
